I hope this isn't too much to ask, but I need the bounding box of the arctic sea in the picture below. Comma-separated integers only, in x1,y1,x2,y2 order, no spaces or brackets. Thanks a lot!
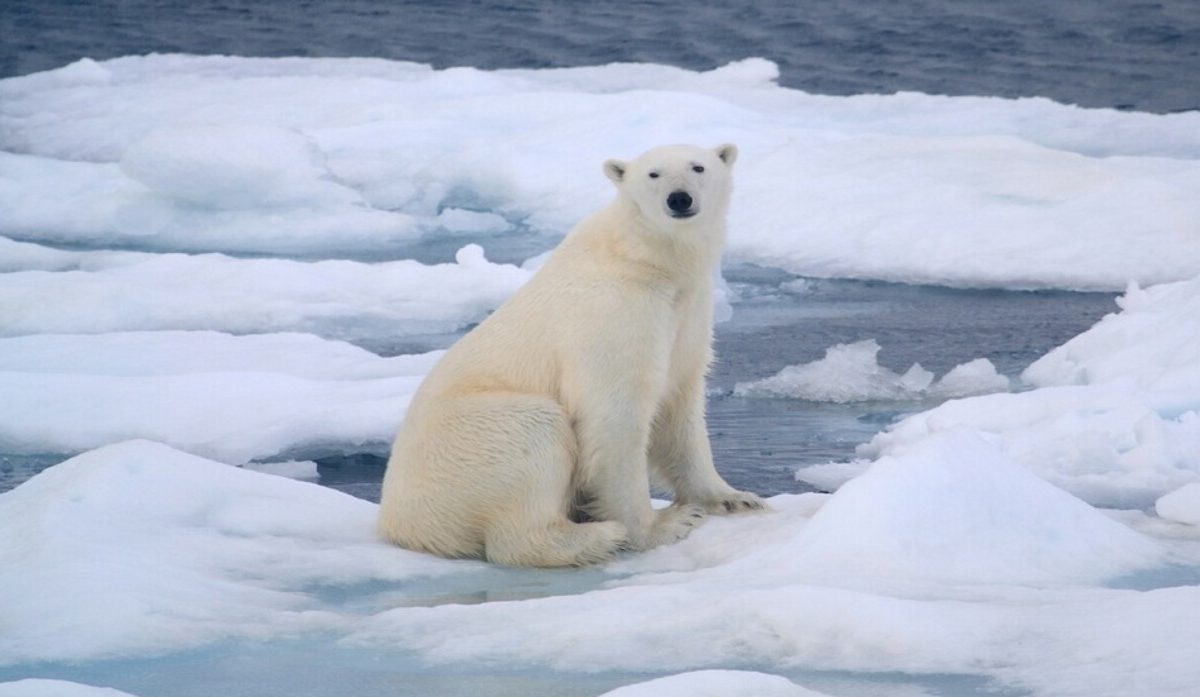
2,3,1199,697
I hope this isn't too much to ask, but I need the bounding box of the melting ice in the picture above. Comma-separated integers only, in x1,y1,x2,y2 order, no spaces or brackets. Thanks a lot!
2,56,1200,697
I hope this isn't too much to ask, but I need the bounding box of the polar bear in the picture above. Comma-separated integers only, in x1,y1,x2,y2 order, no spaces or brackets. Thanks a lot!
378,143,765,567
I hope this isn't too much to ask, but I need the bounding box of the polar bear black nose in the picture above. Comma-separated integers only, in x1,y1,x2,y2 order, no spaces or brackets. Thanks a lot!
667,190,693,213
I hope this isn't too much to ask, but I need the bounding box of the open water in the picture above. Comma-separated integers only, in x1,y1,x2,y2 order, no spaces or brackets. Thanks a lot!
3,0,1198,112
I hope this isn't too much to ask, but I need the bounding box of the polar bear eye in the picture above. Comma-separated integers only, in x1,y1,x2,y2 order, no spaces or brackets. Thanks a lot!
648,172,660,179
692,165,705,173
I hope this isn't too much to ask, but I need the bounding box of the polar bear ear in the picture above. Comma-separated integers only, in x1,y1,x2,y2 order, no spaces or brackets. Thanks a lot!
603,159,627,184
715,143,738,168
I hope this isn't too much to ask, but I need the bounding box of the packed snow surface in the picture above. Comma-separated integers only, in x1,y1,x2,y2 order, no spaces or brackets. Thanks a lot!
3,55,1200,288
0,331,440,462
0,681,138,697
597,670,831,697
2,55,1199,697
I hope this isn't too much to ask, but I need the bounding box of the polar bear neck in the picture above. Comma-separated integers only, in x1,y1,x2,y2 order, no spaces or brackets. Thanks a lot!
579,199,727,285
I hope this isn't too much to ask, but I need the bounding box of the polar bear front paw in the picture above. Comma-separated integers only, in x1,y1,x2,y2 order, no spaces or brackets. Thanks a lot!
697,490,768,515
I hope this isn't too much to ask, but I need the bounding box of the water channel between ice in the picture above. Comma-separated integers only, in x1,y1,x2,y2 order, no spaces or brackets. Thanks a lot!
314,266,1119,503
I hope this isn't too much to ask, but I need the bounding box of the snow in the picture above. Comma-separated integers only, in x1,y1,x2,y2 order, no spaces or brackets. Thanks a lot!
4,439,1194,696
733,339,1008,402
778,430,1162,587
0,331,439,463
3,55,1199,287
2,54,1199,697
597,671,829,697
1156,483,1200,526
0,440,472,666
857,278,1200,507
0,681,137,697
1022,277,1200,408
0,239,529,340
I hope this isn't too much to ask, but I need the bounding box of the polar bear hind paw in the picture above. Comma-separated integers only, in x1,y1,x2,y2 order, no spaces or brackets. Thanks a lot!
485,519,627,568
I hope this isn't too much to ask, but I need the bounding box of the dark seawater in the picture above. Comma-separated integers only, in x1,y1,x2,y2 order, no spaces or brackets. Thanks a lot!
311,272,1118,502
2,0,1198,113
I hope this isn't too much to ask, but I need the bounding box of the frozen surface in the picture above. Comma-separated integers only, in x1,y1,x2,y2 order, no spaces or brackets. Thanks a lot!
857,278,1200,507
1021,277,1200,406
3,56,1200,288
2,54,1199,697
0,441,471,666
1157,483,1200,526
3,438,1198,697
0,681,137,697
598,670,829,697
0,239,529,341
0,332,439,463
733,339,1008,402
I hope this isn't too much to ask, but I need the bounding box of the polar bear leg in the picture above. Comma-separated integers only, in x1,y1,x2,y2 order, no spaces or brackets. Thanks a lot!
649,382,767,514
438,393,627,567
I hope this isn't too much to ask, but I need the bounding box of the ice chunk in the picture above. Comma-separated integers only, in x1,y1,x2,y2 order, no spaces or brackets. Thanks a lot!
862,276,1200,506
120,125,359,209
600,671,829,697
929,357,1010,398
778,430,1163,586
4,56,1199,287
860,383,1200,507
1023,277,1200,407
1156,483,1200,526
0,680,137,697
733,339,1006,402
0,241,530,340
243,460,320,481
0,440,470,665
0,331,441,463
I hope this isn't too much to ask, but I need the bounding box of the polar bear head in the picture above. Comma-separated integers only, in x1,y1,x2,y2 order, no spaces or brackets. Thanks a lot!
603,144,738,228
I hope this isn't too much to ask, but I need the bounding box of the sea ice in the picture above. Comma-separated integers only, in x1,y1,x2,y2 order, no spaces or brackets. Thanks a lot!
0,239,529,340
598,670,829,697
3,56,1199,288
0,440,473,666
733,339,1007,402
859,277,1200,506
775,430,1162,587
0,680,138,697
0,331,440,463
1156,483,1200,526
2,54,1199,697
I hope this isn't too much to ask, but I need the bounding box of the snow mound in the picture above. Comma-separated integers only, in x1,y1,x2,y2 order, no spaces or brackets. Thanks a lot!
781,430,1162,586
0,331,440,463
1156,483,1200,526
0,440,467,666
733,339,1007,402
600,671,829,697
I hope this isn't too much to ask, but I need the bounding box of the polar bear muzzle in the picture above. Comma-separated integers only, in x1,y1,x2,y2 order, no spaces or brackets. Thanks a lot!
666,190,695,218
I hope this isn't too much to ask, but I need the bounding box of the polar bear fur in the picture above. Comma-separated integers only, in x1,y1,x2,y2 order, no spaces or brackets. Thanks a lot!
378,143,764,567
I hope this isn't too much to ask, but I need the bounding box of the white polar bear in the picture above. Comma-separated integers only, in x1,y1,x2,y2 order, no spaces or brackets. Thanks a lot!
378,143,764,567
